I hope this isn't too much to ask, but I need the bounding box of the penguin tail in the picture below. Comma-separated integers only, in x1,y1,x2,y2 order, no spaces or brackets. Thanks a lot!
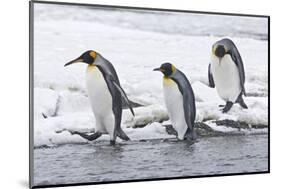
238,97,248,109
236,92,248,109
242,87,247,97
184,128,197,142
116,128,130,141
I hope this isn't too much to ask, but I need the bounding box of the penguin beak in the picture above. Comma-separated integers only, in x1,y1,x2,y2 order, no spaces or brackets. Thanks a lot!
153,68,163,72
64,57,84,67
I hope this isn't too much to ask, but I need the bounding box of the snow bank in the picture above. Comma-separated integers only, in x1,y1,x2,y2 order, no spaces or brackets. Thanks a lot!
122,105,168,128
33,86,268,147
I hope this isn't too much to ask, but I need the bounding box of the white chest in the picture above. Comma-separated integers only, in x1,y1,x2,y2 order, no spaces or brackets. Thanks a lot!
163,78,188,140
211,54,241,102
86,65,113,116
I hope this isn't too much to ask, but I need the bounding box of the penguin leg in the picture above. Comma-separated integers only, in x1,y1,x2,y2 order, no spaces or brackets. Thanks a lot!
109,128,116,145
236,93,248,109
70,131,102,141
221,101,233,113
103,115,117,145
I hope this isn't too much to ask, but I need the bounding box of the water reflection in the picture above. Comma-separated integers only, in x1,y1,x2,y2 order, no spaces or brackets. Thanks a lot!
34,135,268,186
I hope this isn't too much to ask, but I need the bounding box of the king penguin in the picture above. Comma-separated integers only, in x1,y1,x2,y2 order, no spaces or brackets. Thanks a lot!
153,63,196,141
64,50,134,145
208,38,248,113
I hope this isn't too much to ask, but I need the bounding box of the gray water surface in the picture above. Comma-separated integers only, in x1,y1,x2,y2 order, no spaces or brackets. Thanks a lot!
35,3,268,40
34,134,268,186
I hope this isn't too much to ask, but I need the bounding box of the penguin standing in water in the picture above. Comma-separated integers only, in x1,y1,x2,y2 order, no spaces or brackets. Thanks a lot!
153,63,196,141
64,50,134,145
208,38,248,113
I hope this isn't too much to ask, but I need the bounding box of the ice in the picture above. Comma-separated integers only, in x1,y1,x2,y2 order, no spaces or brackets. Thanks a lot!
32,4,268,147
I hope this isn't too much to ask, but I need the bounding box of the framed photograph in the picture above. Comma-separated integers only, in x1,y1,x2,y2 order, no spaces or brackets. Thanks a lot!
29,0,270,188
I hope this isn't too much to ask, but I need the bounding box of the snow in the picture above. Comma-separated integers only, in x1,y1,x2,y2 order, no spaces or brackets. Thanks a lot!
34,88,59,119
32,3,268,147
193,81,268,125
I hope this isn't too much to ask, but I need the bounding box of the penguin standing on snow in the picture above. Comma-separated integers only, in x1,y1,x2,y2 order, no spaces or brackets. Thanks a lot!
64,50,134,145
208,38,248,113
153,63,196,141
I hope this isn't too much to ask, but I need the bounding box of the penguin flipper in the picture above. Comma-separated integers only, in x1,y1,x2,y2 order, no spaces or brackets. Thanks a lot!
208,63,215,88
229,45,246,96
112,81,135,116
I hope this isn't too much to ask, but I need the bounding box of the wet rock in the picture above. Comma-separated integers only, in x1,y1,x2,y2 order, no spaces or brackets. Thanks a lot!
162,120,267,138
164,123,224,137
133,123,150,128
246,92,267,97
214,119,267,129
194,122,225,137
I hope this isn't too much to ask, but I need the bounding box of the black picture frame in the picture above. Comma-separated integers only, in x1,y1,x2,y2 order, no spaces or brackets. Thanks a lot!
29,1,270,188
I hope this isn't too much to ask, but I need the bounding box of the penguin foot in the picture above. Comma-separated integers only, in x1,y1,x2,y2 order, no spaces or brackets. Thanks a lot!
218,105,225,107
70,131,102,141
110,140,116,145
221,101,233,113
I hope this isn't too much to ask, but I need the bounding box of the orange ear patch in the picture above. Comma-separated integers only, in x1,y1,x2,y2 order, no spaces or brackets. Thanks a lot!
89,51,97,59
171,64,175,73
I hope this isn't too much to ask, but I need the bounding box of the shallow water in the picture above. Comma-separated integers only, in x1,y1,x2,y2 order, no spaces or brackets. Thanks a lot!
33,134,268,186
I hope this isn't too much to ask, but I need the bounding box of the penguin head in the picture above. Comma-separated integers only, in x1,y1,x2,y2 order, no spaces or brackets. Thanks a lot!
214,45,226,58
64,50,97,67
153,63,175,77
213,39,235,59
